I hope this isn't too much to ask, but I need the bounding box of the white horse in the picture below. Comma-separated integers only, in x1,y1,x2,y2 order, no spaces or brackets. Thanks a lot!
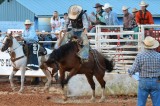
0,34,53,93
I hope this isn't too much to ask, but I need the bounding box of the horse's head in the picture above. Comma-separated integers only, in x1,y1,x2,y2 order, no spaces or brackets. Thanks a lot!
1,34,13,52
69,36,83,51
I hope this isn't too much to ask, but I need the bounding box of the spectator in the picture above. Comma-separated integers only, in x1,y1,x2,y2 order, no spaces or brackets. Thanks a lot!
61,13,72,31
41,30,52,49
109,5,120,25
98,3,119,25
88,12,96,31
131,8,139,39
122,6,133,31
135,1,154,25
131,8,138,29
89,3,105,33
50,11,61,31
128,36,160,106
0,30,5,49
50,11,62,41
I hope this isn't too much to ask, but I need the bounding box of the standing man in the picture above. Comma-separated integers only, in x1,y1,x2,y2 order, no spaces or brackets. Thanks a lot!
21,19,39,70
98,3,119,25
128,36,160,106
90,3,106,33
63,5,89,62
135,1,154,25
122,6,133,31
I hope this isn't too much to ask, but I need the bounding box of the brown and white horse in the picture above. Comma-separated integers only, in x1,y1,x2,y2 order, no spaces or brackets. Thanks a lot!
0,34,53,93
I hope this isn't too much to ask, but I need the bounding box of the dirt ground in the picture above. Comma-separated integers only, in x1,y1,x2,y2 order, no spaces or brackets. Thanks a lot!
0,76,152,106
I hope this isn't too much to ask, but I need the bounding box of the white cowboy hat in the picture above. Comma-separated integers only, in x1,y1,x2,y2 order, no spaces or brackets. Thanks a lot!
102,3,112,10
132,8,139,13
24,19,33,25
68,5,82,19
13,34,21,38
143,36,159,49
139,1,149,7
122,6,130,11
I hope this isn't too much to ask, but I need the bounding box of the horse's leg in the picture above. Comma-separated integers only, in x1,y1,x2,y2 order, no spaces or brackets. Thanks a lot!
18,68,26,93
94,72,106,103
41,67,52,91
85,73,96,102
59,67,67,101
9,70,17,91
63,64,81,85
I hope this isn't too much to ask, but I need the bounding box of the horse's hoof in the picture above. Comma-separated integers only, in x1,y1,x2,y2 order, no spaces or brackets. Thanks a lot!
99,97,105,103
62,96,67,101
18,89,24,94
11,87,16,92
18,92,22,95
90,97,95,102
43,86,49,92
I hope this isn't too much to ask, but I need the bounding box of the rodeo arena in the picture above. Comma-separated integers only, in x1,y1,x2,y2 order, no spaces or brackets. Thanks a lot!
0,0,160,106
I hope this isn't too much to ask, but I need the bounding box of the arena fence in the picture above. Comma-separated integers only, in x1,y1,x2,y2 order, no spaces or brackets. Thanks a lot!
0,25,160,76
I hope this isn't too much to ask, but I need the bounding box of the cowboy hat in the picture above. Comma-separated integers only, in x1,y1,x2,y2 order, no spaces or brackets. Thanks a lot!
24,19,32,25
122,6,130,11
93,3,103,8
139,1,149,7
102,3,112,10
143,36,159,49
132,8,138,13
68,5,82,20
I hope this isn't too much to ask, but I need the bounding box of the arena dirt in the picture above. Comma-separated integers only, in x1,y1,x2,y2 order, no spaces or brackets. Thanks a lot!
0,77,152,106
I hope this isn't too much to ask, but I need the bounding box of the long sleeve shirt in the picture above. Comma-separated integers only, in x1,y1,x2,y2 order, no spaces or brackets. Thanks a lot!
22,26,38,44
98,11,119,25
128,49,160,78
123,13,133,30
135,10,154,25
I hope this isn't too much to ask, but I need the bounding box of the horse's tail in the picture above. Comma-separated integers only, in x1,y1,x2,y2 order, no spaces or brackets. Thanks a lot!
104,57,114,73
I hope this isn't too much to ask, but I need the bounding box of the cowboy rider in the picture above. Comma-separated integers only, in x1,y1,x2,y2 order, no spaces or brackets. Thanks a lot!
62,5,89,62
20,19,39,70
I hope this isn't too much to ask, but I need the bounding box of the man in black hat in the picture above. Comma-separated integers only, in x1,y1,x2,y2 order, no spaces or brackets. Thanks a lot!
90,3,106,33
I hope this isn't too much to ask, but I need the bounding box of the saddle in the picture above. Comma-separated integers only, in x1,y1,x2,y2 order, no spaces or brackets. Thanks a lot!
23,44,47,57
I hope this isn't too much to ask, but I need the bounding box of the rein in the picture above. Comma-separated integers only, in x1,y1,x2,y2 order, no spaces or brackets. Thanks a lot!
11,55,25,63
91,49,106,70
6,39,25,64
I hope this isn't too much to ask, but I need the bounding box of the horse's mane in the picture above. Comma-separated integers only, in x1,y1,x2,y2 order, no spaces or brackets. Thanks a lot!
50,41,77,62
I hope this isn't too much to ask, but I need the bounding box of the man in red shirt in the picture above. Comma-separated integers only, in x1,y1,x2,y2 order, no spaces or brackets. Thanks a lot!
135,1,154,25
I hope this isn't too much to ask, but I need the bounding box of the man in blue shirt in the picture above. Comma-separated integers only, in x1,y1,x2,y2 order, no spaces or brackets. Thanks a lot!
128,36,160,106
98,3,119,25
22,20,38,44
21,19,39,70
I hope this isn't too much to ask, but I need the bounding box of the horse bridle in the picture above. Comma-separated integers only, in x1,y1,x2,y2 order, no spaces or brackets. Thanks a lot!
2,35,25,63
2,36,21,53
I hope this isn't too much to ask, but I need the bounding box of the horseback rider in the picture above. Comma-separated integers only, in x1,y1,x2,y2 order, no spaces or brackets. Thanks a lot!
62,5,90,62
20,19,39,70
